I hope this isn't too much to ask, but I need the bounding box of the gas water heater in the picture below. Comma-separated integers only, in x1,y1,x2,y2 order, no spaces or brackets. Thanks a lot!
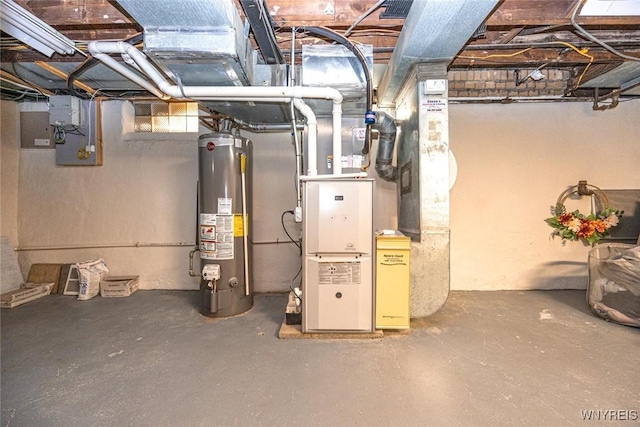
198,130,253,317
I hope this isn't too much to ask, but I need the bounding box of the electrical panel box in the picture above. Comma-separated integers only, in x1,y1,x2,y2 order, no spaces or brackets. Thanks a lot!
20,112,53,149
49,95,81,127
302,179,374,333
55,98,102,166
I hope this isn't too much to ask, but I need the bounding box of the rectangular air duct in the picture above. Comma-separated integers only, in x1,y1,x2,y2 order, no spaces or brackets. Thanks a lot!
378,0,500,106
115,0,253,86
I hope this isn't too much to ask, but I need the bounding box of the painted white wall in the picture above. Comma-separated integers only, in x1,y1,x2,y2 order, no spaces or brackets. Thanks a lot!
17,101,200,289
1,101,24,292
9,98,639,292
449,100,640,290
1,101,20,244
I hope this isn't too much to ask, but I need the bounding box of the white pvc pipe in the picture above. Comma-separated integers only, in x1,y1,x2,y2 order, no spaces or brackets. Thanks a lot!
89,51,169,100
332,102,342,175
293,98,317,176
89,41,343,102
87,41,345,176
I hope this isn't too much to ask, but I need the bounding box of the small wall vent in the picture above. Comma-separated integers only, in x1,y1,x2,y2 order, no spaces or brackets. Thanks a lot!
380,0,413,19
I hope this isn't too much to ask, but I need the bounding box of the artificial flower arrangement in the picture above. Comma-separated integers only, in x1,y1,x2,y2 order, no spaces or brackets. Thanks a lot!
545,205,623,245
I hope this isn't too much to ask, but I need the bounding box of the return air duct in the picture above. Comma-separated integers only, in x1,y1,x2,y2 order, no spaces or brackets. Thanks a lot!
375,0,500,318
377,0,500,107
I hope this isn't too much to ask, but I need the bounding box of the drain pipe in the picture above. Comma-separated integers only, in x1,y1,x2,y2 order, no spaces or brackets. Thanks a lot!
293,98,317,176
374,112,398,182
87,40,347,177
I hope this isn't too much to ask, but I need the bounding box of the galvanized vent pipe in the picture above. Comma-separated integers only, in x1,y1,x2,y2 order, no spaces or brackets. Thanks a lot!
87,41,353,178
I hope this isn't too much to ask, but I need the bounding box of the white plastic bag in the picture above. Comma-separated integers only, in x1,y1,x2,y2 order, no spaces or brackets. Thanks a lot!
76,258,109,301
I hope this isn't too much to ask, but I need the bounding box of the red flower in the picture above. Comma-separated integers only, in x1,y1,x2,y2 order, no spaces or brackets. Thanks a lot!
558,213,574,225
594,219,607,233
577,219,595,238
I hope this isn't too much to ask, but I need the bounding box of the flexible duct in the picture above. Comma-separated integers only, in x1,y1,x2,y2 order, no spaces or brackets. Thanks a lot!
87,41,347,176
374,112,397,182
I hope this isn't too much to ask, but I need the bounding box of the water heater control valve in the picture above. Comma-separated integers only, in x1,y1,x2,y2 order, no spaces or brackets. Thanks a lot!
202,264,221,281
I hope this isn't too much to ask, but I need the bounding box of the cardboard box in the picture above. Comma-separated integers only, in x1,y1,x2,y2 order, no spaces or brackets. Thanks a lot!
1,283,53,308
100,276,139,297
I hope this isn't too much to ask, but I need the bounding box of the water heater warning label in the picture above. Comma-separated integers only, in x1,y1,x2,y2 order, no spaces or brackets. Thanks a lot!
199,213,234,260
318,262,361,285
218,198,232,215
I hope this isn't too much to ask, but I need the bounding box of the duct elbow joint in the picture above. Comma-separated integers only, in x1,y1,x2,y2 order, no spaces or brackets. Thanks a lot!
373,112,398,182
375,159,397,182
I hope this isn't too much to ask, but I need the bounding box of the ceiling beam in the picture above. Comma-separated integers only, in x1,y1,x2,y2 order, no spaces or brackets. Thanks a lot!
24,0,132,26
34,61,97,95
486,0,640,26
452,47,639,67
0,69,53,96
245,0,405,28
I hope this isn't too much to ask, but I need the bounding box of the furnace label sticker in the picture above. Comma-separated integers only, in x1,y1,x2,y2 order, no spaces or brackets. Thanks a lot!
218,198,232,215
318,262,361,285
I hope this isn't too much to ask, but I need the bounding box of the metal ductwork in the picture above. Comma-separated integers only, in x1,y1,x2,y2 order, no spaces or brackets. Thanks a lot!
374,112,397,182
376,0,500,319
238,0,284,65
580,62,640,92
377,0,501,107
115,0,253,87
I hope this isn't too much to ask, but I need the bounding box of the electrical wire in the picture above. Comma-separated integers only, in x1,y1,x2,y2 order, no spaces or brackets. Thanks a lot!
457,46,533,60
570,0,640,62
281,210,301,254
456,41,595,87
297,26,375,162
0,90,27,101
53,126,66,144
64,125,85,136
344,0,387,37
289,265,302,302
0,76,43,94
346,29,401,38
554,41,594,87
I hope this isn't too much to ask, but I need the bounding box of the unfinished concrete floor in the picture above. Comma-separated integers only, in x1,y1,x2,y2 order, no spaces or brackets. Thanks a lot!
2,290,639,427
